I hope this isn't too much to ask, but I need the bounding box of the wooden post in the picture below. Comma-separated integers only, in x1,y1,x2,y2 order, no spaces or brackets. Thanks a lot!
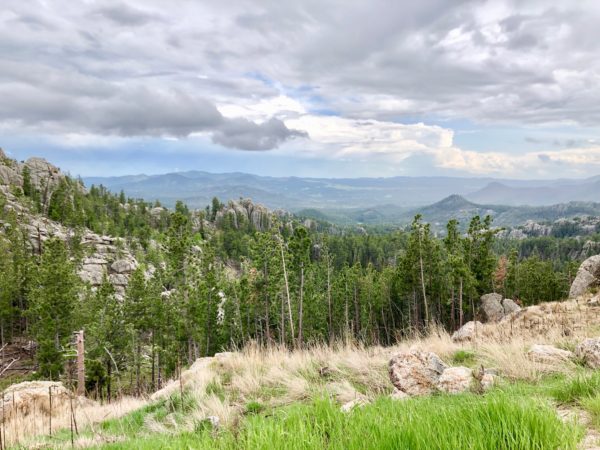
76,330,85,396
48,386,52,436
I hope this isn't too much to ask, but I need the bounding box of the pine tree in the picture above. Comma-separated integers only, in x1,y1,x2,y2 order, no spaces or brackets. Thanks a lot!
28,238,80,379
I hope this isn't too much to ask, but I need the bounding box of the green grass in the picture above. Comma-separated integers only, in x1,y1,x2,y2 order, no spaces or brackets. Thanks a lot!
245,400,265,415
550,371,600,433
581,395,600,429
551,371,600,404
96,392,582,450
452,349,476,366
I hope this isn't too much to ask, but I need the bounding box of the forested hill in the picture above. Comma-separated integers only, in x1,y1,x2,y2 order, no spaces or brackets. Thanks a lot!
1,148,599,398
298,195,600,228
402,195,600,228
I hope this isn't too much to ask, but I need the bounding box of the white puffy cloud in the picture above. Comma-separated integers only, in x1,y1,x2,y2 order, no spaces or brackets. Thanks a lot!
2,0,600,176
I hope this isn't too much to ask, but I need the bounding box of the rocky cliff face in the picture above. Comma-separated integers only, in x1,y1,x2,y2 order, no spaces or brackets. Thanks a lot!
215,198,273,231
0,149,139,298
0,148,67,194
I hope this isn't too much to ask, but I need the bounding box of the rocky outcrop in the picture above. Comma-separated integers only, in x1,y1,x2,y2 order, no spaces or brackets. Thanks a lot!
527,344,573,364
388,351,497,397
0,164,23,187
0,152,68,195
451,321,483,342
479,294,522,323
388,350,448,396
18,214,138,298
575,338,600,369
570,255,600,298
0,151,140,298
23,157,63,191
479,293,505,322
80,250,137,299
216,198,272,231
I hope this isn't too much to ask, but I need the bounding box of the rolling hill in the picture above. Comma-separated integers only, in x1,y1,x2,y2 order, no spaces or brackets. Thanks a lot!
85,171,600,213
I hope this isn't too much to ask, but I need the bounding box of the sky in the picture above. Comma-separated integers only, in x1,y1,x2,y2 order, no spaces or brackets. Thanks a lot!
1,0,600,179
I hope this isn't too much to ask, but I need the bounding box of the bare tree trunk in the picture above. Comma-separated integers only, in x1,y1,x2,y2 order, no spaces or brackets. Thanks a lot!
450,286,456,331
76,330,85,396
458,277,464,328
280,292,285,345
264,260,271,343
353,282,360,338
326,254,333,344
151,331,155,391
344,280,350,337
418,231,429,327
136,338,141,396
278,237,295,345
205,291,212,355
297,265,304,347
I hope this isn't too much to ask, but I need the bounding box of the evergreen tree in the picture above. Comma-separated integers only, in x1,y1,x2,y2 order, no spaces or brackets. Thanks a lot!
28,238,80,379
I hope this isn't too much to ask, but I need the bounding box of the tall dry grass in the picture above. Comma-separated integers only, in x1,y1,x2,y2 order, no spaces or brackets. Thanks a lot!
11,298,600,448
1,383,145,448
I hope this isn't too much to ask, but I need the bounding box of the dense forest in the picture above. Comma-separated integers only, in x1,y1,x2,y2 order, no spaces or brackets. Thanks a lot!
0,171,595,398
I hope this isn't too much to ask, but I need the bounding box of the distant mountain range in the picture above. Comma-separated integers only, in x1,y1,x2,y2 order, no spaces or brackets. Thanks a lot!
84,171,600,213
297,195,600,228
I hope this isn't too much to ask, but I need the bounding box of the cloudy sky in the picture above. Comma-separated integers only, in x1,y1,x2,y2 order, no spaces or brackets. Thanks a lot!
2,0,600,179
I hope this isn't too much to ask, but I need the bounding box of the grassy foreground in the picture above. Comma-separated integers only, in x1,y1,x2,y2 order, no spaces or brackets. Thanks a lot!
16,299,600,449
83,389,581,450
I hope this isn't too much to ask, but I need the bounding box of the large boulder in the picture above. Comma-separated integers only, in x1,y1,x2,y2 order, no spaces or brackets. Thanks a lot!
389,350,448,396
575,338,600,369
528,344,573,364
437,366,473,394
479,293,504,322
569,255,600,298
451,321,483,342
502,298,521,315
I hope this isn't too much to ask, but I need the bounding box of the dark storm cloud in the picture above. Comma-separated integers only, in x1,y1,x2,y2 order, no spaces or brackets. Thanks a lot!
212,118,308,151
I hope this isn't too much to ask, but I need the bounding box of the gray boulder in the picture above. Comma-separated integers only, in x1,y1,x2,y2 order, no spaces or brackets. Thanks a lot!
451,321,483,342
576,338,600,369
569,255,600,298
479,293,504,322
389,350,448,396
528,344,573,364
502,298,521,315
